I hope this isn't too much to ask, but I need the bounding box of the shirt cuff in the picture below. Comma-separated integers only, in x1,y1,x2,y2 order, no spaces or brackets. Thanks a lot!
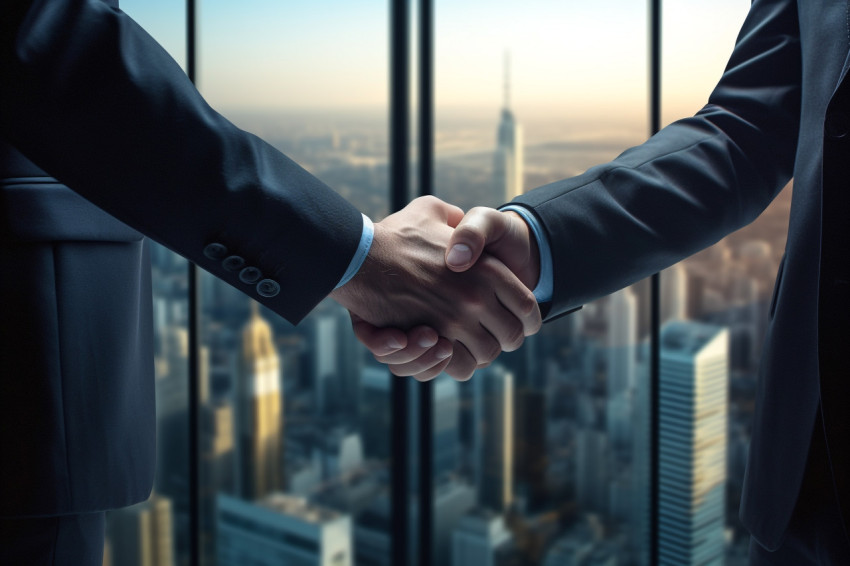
499,205,554,303
335,213,374,289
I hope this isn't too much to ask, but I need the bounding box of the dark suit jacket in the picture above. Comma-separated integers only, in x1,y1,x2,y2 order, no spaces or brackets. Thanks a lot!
512,0,848,550
0,0,363,516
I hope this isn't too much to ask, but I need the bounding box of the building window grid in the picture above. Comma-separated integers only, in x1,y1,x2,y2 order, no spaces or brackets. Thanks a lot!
179,1,666,565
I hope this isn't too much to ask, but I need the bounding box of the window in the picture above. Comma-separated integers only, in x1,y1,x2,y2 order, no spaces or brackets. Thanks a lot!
104,2,767,565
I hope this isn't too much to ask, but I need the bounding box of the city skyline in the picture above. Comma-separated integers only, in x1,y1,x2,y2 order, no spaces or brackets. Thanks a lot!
107,2,780,564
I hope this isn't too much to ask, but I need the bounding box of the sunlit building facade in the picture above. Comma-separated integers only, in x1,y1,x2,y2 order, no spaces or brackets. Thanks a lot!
658,321,729,565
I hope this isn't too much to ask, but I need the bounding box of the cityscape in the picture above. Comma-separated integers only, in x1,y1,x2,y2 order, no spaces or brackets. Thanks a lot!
101,70,792,565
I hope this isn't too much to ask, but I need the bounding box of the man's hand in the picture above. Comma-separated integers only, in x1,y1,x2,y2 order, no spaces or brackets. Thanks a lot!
445,207,540,289
331,197,541,381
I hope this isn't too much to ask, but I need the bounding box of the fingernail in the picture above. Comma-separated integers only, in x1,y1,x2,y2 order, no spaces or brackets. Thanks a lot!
446,244,472,267
418,334,438,348
387,337,404,350
436,346,452,359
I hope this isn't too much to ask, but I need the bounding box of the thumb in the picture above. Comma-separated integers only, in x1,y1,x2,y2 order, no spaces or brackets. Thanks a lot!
445,207,510,272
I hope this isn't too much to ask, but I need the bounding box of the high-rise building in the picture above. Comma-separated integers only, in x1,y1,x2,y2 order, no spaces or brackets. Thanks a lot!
238,302,283,500
109,493,175,566
359,366,391,460
658,321,728,566
216,492,352,566
452,509,514,566
434,377,460,480
474,364,514,512
434,480,477,566
575,429,609,514
607,286,637,396
494,53,524,202
660,264,688,323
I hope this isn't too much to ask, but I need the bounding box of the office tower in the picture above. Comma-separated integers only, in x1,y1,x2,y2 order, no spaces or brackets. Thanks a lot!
494,53,524,202
658,321,728,566
359,366,391,460
313,312,337,415
452,509,513,566
200,397,235,560
434,377,461,480
238,302,283,500
474,364,514,512
607,286,637,395
575,429,609,514
660,264,688,323
216,492,352,566
434,480,477,566
109,493,175,566
513,388,547,513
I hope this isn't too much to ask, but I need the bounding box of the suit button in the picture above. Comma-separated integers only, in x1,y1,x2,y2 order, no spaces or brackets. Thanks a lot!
825,112,850,139
239,266,263,284
203,243,228,261
256,279,280,298
222,255,245,272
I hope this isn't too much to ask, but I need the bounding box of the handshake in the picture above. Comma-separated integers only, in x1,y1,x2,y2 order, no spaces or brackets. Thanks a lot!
330,195,544,382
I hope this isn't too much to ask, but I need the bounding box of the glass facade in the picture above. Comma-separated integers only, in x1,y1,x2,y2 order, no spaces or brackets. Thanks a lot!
431,2,651,564
99,1,785,565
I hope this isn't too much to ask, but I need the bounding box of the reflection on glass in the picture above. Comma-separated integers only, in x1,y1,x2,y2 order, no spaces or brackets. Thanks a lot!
197,2,390,565
434,1,650,564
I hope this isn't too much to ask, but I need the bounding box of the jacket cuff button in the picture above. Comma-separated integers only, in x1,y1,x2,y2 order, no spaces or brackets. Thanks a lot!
222,255,246,272
203,243,228,261
256,279,280,298
239,266,263,284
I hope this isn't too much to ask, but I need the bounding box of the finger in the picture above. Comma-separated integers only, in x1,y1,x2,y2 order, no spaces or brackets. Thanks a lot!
443,342,478,381
481,255,543,337
409,350,454,382
384,337,453,376
446,207,511,272
349,313,406,357
415,195,465,228
477,299,526,353
374,327,440,365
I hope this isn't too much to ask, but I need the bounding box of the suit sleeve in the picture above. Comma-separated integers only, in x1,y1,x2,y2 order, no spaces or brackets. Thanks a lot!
0,0,363,325
510,0,802,320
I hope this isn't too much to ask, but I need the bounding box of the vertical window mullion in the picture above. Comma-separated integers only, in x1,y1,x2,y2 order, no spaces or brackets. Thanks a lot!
186,2,200,565
417,1,434,565
649,1,662,565
391,1,412,565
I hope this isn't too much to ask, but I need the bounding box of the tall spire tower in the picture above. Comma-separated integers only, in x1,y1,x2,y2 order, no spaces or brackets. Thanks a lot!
238,301,283,500
494,51,524,202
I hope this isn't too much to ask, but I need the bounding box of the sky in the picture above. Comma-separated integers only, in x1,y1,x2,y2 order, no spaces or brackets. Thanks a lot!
122,0,750,126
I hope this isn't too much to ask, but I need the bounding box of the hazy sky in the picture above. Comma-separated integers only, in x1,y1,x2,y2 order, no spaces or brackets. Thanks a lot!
123,0,750,125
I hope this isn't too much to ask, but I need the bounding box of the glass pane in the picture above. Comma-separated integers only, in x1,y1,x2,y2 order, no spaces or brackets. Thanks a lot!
104,2,187,565
660,2,768,565
433,1,650,564
197,3,390,565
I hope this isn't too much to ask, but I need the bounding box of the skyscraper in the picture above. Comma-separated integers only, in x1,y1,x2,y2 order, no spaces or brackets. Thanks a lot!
452,509,514,566
238,302,283,500
658,321,729,566
474,364,514,512
434,377,460,480
109,492,175,566
494,53,524,202
216,492,352,566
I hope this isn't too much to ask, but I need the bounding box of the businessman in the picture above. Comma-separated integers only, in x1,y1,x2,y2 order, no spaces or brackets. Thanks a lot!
362,0,850,563
0,0,540,563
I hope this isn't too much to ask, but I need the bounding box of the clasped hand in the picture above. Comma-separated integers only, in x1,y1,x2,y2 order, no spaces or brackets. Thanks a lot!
330,196,540,381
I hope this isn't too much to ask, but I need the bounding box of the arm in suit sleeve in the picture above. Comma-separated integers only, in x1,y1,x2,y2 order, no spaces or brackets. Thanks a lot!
510,0,801,320
0,0,363,324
